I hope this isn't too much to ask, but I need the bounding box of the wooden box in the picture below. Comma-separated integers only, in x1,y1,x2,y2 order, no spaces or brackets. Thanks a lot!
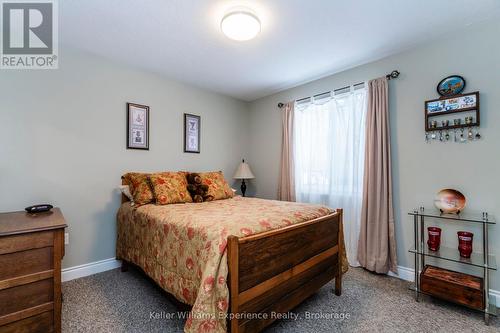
420,265,484,310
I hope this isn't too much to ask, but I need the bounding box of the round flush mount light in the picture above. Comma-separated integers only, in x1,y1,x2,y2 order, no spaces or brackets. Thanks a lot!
221,8,261,41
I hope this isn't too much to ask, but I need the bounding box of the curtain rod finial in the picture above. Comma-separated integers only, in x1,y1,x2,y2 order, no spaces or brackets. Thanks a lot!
386,70,400,80
277,102,284,108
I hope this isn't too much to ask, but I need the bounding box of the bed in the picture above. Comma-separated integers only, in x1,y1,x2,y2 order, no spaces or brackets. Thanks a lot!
117,178,347,333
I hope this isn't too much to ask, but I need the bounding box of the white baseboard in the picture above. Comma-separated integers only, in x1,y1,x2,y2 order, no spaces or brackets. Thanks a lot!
389,265,500,306
62,257,121,282
388,265,415,282
490,289,500,306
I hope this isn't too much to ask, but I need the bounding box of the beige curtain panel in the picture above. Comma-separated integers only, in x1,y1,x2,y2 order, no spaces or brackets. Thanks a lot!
357,77,398,274
277,102,296,201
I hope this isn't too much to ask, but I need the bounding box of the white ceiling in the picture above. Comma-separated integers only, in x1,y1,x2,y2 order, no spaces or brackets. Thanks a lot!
61,0,500,101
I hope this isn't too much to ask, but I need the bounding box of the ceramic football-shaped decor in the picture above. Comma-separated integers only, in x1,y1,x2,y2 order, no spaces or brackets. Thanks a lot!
434,189,466,214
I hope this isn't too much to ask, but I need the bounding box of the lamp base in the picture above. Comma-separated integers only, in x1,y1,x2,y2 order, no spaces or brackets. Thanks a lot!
240,179,247,197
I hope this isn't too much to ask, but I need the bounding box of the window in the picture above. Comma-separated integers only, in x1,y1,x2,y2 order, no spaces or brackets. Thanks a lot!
293,86,367,266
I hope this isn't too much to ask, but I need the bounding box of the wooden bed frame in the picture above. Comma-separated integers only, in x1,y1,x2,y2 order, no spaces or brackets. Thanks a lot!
119,179,343,333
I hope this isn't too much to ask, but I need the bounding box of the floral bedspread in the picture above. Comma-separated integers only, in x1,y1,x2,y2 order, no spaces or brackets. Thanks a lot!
117,196,346,333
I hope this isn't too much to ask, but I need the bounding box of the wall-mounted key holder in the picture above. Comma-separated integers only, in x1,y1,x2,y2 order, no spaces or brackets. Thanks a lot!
424,91,481,143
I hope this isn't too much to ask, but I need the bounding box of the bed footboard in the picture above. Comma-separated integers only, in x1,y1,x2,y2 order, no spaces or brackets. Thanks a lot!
227,209,343,333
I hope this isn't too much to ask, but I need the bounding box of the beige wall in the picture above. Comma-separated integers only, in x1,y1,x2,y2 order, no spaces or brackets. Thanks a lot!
0,47,249,269
247,20,500,289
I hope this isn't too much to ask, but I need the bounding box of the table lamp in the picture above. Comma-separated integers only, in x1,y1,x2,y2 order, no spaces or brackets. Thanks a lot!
233,159,255,197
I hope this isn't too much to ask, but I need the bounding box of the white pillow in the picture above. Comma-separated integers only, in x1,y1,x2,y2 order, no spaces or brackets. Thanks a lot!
119,185,135,205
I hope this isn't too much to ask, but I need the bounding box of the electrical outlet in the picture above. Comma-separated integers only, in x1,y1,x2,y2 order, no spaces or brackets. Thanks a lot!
65,233,69,245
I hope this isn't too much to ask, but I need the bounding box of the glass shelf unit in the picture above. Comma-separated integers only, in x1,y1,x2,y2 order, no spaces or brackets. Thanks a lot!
409,245,497,270
408,207,494,325
408,208,495,224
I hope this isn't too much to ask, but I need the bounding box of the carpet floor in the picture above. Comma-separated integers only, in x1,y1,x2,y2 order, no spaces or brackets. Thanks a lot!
62,267,499,332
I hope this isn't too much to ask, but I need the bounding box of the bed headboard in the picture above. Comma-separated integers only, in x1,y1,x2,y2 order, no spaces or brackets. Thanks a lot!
121,176,130,204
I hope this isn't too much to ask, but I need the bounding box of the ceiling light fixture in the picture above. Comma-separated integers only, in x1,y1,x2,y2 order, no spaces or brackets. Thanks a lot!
221,8,261,41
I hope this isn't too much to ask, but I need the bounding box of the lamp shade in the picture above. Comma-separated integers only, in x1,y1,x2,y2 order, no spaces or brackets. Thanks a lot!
233,159,255,179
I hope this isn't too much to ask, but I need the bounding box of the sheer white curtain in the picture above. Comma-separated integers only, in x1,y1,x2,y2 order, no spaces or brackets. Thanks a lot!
294,87,367,266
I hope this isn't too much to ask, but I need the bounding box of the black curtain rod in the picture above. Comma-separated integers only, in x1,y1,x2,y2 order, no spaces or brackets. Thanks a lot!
313,91,331,98
278,70,400,108
333,82,364,92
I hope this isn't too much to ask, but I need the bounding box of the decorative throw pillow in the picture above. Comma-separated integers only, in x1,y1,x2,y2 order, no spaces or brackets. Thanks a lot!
122,172,154,205
198,171,234,200
149,172,193,205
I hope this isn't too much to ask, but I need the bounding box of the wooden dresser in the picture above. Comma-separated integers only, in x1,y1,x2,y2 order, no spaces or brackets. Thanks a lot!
0,208,66,333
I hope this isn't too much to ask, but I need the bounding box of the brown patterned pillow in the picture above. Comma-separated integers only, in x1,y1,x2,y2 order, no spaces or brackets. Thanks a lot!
199,171,234,200
149,172,193,205
122,172,154,205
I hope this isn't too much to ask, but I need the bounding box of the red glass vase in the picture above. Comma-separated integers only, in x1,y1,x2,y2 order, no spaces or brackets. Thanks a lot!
427,227,442,251
457,231,473,258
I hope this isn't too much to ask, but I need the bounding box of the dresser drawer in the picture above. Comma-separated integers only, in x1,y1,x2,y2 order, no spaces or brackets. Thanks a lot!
0,247,53,281
0,279,53,316
0,232,53,255
0,310,54,333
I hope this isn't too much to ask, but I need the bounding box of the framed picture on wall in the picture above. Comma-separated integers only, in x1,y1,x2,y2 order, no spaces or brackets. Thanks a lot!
127,103,149,150
184,113,200,153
